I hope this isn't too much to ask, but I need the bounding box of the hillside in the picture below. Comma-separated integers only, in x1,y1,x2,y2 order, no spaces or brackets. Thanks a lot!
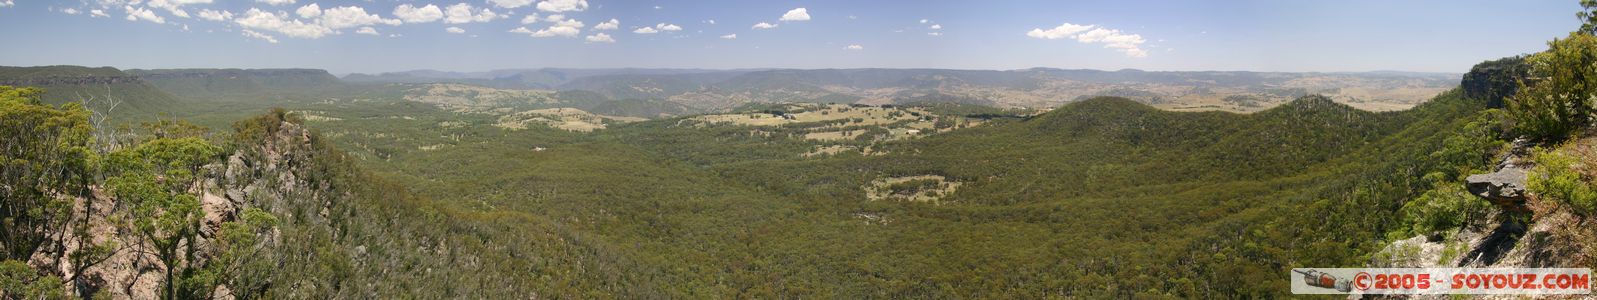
3,56,1555,298
127,68,343,96
0,66,182,120
11,0,1597,298
266,79,1491,297
2,59,1579,298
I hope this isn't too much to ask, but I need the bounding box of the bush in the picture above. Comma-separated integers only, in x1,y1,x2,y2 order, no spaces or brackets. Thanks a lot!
885,178,941,196
0,260,66,300
1430,109,1509,179
1398,172,1493,237
1528,149,1597,216
1508,33,1597,141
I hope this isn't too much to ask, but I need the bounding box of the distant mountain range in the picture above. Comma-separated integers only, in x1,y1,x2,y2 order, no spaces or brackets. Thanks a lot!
346,67,1460,112
342,68,763,89
0,65,1461,123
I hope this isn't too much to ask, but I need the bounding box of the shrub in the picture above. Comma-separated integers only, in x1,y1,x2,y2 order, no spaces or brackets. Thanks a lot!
1398,172,1493,237
1508,33,1597,141
1528,149,1597,216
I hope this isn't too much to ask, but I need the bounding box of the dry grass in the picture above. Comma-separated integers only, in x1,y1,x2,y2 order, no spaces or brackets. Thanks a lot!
864,175,963,204
494,107,643,132
404,83,560,111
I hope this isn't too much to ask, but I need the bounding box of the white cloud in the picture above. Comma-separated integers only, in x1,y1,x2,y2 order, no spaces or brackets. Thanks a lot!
0,0,12,8
919,19,928,24
848,15,857,20
197,9,232,21
543,14,565,22
445,26,465,34
520,14,540,24
1026,22,1148,58
520,18,583,37
147,0,210,18
90,9,109,18
531,25,580,37
444,3,500,24
241,29,279,43
535,0,587,12
124,5,165,24
584,32,614,43
927,32,942,36
355,26,378,35
1025,23,1093,39
629,22,680,34
235,8,331,39
62,8,82,15
489,0,535,9
719,33,736,39
319,6,401,29
704,19,715,25
257,0,294,6
780,8,809,21
593,18,618,30
394,4,443,23
1073,27,1147,57
555,18,584,28
295,3,320,18
844,44,862,50
929,24,941,30
752,22,777,29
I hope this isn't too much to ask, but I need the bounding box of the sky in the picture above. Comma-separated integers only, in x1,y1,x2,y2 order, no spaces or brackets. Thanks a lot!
0,0,1582,74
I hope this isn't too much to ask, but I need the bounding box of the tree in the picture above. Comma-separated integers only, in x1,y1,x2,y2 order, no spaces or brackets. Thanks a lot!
0,86,94,263
180,208,278,299
104,137,220,300
1580,0,1597,34
1507,32,1597,141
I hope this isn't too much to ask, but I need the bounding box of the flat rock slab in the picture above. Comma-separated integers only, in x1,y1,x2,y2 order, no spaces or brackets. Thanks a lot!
1466,167,1527,206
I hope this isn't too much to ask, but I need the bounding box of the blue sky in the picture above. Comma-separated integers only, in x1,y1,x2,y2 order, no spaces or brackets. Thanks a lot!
0,0,1581,74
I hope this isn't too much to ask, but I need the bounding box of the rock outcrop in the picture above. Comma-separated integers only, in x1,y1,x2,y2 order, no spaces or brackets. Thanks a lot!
32,118,330,299
1466,138,1531,211
1372,138,1589,274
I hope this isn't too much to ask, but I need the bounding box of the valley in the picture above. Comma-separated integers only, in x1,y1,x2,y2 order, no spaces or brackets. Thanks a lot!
0,63,1526,298
2,1,1594,298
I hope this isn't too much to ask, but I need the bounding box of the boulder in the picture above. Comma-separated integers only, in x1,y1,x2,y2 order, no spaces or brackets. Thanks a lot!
1466,138,1531,209
1466,168,1527,205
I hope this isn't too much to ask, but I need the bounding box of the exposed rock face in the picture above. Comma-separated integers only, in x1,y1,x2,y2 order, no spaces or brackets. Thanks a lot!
0,76,145,86
1372,138,1588,274
1460,56,1529,108
130,68,335,80
38,119,327,299
1466,138,1532,210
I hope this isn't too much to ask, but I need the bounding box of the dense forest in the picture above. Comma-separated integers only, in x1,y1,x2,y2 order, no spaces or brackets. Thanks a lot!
4,4,1597,299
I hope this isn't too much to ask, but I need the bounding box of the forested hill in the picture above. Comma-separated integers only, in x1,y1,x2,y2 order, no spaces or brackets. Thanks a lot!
5,52,1583,297
0,66,180,118
127,68,344,96
558,86,1497,297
